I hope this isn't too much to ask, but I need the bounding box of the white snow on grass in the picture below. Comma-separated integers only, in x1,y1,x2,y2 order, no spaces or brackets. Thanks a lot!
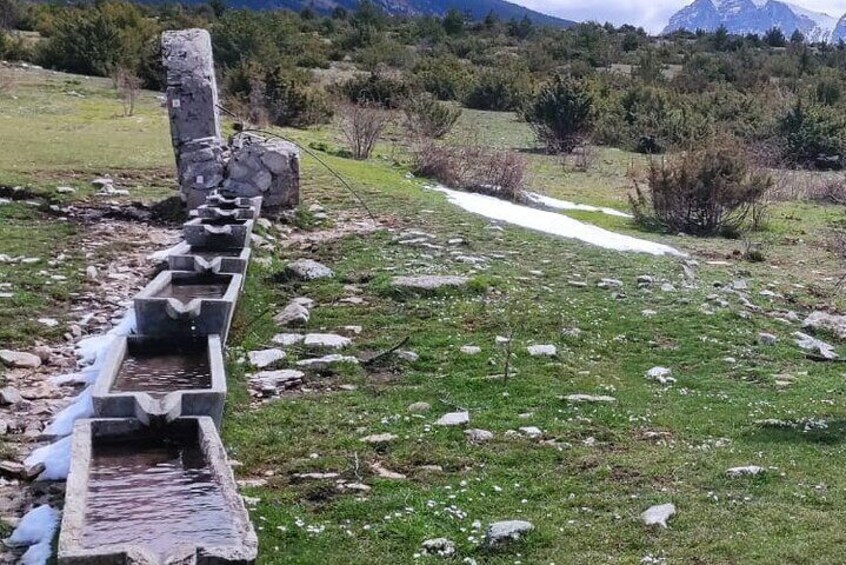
7,504,60,565
525,191,632,218
430,185,684,257
24,436,72,481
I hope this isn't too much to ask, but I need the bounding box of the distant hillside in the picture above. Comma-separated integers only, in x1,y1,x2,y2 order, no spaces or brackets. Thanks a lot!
150,0,576,27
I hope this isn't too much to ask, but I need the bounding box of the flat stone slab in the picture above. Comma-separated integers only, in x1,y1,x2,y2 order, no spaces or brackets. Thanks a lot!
0,350,41,369
485,520,534,546
248,348,286,369
435,411,469,426
272,333,305,346
361,433,397,444
390,275,470,291
641,503,675,528
285,259,334,280
250,370,304,395
527,344,556,357
303,333,352,350
564,394,617,403
296,354,358,371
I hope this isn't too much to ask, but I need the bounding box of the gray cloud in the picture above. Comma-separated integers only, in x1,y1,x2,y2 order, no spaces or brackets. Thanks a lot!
515,0,846,33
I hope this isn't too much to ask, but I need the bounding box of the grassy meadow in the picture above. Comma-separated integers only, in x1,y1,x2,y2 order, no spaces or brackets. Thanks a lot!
3,65,846,564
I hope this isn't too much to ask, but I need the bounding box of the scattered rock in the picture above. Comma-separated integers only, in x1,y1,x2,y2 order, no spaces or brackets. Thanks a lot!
304,333,352,350
56,186,76,194
397,350,419,362
248,348,286,369
274,302,310,327
390,275,469,292
435,411,469,426
758,333,778,346
485,520,534,547
641,503,675,528
0,350,41,369
361,433,398,444
32,345,52,363
803,311,846,340
296,354,358,371
726,465,764,478
519,426,542,438
271,333,304,346
460,345,481,355
793,332,838,360
86,266,98,280
284,259,334,281
370,462,406,480
250,370,304,395
564,394,616,403
465,428,494,443
645,366,676,385
408,402,431,414
0,387,23,406
527,344,556,357
598,278,623,289
421,538,456,557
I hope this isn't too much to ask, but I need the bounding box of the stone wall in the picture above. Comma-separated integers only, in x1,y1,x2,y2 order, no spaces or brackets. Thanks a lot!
223,134,300,209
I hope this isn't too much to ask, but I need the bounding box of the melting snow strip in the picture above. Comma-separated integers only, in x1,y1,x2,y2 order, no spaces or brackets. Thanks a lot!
430,185,684,257
524,191,632,218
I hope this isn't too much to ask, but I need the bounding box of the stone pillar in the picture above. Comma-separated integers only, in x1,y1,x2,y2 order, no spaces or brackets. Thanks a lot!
161,29,224,208
222,135,300,209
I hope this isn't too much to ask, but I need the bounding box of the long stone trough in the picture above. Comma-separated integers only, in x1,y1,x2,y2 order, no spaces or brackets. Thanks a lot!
49,25,305,563
134,270,242,341
59,417,257,564
91,335,227,426
166,242,253,276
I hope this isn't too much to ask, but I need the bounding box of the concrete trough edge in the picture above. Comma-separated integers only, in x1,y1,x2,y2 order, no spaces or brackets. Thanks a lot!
183,218,255,250
133,270,243,342
166,243,253,277
91,335,227,427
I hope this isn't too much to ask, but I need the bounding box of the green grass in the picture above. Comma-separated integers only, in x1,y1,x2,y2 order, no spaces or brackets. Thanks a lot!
4,66,846,563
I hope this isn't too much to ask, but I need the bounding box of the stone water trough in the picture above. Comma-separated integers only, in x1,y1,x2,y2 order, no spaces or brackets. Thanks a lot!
204,193,263,215
183,217,254,250
134,271,242,341
191,204,258,221
92,335,227,426
166,242,252,277
58,417,257,564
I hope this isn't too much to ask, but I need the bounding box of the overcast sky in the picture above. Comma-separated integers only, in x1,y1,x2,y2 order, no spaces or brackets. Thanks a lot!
513,0,846,34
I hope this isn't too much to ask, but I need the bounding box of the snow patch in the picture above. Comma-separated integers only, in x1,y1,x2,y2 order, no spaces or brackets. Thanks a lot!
429,185,684,257
6,504,60,565
525,192,632,218
44,387,93,437
24,436,72,480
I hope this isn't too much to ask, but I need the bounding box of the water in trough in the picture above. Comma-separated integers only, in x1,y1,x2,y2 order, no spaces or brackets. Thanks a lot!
111,344,211,395
80,435,240,558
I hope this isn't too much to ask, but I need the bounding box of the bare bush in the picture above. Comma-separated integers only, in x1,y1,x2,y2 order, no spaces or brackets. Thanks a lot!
339,101,391,160
115,66,141,117
412,140,528,201
630,141,772,237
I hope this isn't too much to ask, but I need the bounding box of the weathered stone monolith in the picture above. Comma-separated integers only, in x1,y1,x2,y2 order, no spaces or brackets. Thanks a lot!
162,29,224,208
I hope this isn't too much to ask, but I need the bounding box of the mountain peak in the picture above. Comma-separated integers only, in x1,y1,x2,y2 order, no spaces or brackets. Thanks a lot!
664,0,838,42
